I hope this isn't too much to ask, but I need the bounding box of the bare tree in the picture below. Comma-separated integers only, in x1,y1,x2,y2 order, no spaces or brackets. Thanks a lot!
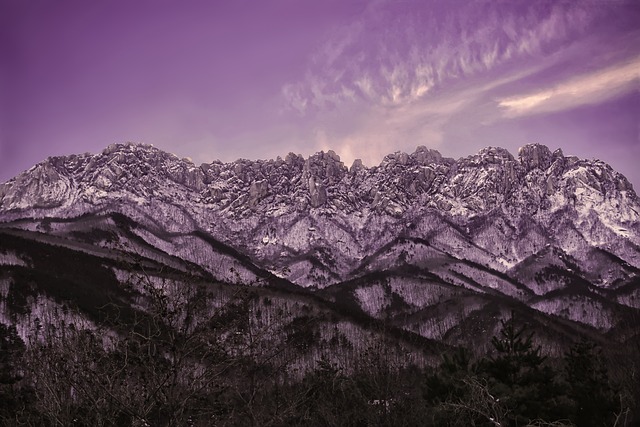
440,376,509,427
19,271,253,426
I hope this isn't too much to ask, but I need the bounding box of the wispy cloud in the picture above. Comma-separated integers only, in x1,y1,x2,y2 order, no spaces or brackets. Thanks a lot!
276,0,638,170
281,1,596,114
499,57,640,117
308,71,534,167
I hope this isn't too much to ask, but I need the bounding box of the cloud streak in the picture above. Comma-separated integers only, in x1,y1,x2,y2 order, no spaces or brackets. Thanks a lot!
278,0,614,167
499,57,640,117
281,1,597,114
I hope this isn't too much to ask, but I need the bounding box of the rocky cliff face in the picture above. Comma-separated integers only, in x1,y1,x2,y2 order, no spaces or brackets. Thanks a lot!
1,142,639,341
2,142,637,222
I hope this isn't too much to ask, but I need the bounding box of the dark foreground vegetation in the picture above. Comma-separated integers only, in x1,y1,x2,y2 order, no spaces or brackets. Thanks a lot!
0,280,638,427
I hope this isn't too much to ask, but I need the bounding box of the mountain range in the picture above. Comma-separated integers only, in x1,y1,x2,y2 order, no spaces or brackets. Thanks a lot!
1,142,639,360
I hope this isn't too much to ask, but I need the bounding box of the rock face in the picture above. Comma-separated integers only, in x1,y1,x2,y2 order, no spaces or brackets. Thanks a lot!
1,142,639,336
2,142,637,223
519,143,554,171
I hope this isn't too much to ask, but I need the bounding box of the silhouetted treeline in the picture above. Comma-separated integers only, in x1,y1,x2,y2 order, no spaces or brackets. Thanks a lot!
0,292,638,426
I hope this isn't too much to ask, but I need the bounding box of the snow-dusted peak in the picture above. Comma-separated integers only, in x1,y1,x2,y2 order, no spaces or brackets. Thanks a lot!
518,143,555,171
378,147,450,170
350,159,366,173
284,152,305,166
472,146,515,164
0,160,74,210
102,141,155,155
2,142,638,347
1,142,638,240
410,146,447,165
307,149,342,163
303,150,347,175
1,142,639,303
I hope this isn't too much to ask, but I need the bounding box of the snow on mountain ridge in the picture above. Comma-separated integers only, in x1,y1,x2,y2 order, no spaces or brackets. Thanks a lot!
1,141,637,236
1,141,636,215
0,142,638,292
1,142,640,341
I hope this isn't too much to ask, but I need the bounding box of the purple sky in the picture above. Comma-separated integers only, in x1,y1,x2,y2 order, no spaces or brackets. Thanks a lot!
1,0,639,188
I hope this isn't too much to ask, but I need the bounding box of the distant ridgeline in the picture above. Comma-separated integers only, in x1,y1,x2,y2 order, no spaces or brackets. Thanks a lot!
0,142,639,425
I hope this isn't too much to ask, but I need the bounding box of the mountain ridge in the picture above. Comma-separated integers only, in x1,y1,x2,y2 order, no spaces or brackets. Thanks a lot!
1,142,638,278
1,142,637,220
1,142,639,348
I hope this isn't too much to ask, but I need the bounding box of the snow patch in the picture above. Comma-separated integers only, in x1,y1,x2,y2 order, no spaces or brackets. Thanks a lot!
0,251,28,267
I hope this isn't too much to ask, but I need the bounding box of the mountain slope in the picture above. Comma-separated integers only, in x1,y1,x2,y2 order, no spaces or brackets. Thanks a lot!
1,142,639,351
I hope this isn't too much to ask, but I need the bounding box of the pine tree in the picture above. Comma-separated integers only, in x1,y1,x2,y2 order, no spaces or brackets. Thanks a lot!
424,347,476,404
0,324,26,423
482,311,564,425
564,339,616,427
486,312,546,385
425,347,509,427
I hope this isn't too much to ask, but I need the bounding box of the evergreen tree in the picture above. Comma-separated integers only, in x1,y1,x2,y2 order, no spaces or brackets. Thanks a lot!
485,313,546,385
564,339,617,427
0,324,27,423
424,347,510,426
482,312,565,425
424,347,476,404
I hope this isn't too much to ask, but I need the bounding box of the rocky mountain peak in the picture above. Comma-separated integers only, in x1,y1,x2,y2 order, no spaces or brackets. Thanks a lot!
1,142,638,234
303,150,340,161
102,141,150,155
350,159,365,173
100,142,172,165
410,146,446,165
473,146,515,164
380,151,411,166
518,143,554,171
303,150,348,188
